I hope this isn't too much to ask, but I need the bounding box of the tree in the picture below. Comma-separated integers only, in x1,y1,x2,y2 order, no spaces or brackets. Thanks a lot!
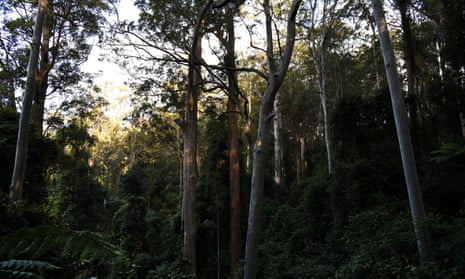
7,0,115,201
34,0,115,134
305,0,350,174
2,0,114,134
223,5,242,277
371,0,433,263
9,0,47,202
244,0,302,278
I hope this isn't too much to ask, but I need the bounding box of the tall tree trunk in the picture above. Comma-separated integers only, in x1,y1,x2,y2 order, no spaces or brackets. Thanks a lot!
31,6,52,135
224,5,242,278
312,45,333,174
244,1,302,278
398,0,418,131
367,14,381,90
309,0,334,174
273,92,283,185
182,38,201,278
318,61,333,174
398,0,416,95
228,96,241,278
246,81,253,173
371,0,433,263
182,2,215,275
10,0,48,202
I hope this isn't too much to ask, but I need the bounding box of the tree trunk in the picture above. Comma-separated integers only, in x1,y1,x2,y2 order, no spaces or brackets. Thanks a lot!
312,46,333,174
244,1,302,278
228,97,241,278
273,92,283,185
318,63,333,174
309,0,334,174
398,0,416,96
182,38,201,278
10,0,48,202
182,1,215,275
368,15,381,90
371,0,433,263
31,5,52,135
224,5,242,278
398,0,418,131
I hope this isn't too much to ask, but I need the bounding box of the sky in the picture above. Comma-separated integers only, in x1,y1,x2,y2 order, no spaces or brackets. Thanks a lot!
79,0,140,120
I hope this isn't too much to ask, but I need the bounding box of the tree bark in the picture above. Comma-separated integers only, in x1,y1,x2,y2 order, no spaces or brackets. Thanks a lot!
10,0,48,202
244,1,302,278
371,0,433,263
228,96,241,278
31,4,52,135
182,2,215,276
182,37,201,279
224,5,242,278
273,92,283,185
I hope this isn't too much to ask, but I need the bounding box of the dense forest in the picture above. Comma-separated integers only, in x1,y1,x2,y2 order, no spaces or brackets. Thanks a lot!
1,0,465,278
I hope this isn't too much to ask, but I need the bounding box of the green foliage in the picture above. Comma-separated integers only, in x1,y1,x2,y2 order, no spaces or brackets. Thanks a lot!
0,259,61,279
335,203,419,278
0,109,18,193
196,107,231,277
429,210,465,277
332,91,397,164
46,120,104,230
0,109,58,203
431,143,465,163
0,225,133,278
414,138,465,215
112,195,147,257
0,193,51,234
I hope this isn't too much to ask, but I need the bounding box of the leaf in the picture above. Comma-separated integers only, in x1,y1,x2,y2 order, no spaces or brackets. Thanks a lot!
431,143,465,163
0,259,61,279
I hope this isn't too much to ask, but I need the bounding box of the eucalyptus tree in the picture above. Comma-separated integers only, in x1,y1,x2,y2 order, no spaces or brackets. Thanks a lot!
6,0,115,201
123,0,225,276
205,3,245,276
1,0,115,134
216,4,243,277
303,0,355,174
9,0,47,202
243,0,302,278
371,0,433,263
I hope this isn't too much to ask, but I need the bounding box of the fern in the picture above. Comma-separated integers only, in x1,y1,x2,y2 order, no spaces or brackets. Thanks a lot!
431,143,465,163
0,259,61,278
0,225,132,277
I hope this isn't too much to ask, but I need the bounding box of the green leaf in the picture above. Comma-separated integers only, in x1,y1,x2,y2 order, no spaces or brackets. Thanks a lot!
0,259,61,279
431,143,465,163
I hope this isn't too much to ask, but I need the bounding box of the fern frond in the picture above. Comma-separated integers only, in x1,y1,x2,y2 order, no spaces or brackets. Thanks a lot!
431,143,465,163
0,259,61,278
0,225,130,269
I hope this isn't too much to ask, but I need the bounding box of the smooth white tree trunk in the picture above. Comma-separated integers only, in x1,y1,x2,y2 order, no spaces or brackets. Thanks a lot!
371,0,433,263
